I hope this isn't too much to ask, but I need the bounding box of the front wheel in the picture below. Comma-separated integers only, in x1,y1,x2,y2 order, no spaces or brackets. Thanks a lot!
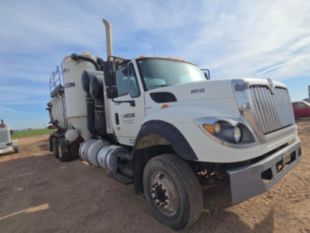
143,154,203,230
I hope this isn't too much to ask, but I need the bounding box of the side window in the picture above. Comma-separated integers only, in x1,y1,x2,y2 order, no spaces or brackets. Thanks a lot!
296,102,306,109
115,66,129,96
128,64,140,98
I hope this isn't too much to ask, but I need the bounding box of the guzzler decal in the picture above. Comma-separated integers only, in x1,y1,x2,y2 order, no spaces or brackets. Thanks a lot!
123,113,135,119
64,82,75,89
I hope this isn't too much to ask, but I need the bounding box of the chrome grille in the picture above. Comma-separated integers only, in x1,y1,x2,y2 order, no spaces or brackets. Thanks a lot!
249,86,295,135
0,130,9,143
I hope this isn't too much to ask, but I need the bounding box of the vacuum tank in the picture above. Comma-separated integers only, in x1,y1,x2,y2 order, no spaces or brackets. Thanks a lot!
62,53,97,140
48,94,66,129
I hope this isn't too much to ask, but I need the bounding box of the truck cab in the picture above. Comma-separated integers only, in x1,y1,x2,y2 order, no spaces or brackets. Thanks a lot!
106,57,300,161
0,120,19,154
109,57,209,146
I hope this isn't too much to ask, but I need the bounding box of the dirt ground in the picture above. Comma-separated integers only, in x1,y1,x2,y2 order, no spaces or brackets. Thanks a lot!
0,121,309,233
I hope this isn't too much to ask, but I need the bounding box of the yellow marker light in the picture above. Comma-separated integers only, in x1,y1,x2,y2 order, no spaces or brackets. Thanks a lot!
202,124,216,134
161,104,170,109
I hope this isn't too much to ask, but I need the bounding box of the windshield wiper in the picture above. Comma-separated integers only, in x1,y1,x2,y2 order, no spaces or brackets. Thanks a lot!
156,84,170,88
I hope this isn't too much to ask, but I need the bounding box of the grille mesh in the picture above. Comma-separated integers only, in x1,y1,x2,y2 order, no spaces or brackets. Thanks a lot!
249,86,295,134
0,130,9,143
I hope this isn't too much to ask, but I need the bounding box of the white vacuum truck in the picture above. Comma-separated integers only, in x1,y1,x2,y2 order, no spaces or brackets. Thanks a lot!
47,19,301,230
0,119,19,154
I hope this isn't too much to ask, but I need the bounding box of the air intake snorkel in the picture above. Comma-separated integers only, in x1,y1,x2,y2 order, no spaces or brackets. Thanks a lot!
102,19,113,60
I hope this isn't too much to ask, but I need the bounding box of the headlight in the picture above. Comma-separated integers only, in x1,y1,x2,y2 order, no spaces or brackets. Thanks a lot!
214,122,221,134
198,118,255,145
233,126,241,143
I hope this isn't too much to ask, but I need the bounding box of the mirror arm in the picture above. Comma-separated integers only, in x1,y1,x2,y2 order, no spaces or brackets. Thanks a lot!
201,68,211,80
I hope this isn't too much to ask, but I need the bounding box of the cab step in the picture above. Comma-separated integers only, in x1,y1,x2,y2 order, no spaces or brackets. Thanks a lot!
109,172,133,184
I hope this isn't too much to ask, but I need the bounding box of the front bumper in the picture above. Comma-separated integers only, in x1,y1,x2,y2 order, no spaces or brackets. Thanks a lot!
228,140,301,203
0,145,14,155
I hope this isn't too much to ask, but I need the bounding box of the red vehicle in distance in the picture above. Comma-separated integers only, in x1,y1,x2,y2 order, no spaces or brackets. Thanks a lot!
292,101,310,118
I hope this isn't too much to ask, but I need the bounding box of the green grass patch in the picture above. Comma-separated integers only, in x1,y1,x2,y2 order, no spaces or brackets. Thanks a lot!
12,128,53,139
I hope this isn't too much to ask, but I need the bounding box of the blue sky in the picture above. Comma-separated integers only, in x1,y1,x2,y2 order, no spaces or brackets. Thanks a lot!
0,0,309,129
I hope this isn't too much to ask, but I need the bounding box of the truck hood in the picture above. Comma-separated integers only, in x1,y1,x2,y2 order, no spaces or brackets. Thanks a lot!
147,80,235,102
146,78,287,102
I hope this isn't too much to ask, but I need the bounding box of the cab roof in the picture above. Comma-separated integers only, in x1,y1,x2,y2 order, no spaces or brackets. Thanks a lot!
135,56,197,66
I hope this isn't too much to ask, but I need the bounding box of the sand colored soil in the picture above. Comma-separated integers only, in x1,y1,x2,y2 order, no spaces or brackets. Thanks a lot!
0,122,309,233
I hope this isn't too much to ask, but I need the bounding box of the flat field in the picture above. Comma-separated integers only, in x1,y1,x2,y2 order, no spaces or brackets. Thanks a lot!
0,121,309,233
12,128,52,139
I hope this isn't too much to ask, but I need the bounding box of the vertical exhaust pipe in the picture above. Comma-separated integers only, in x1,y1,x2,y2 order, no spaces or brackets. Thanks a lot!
102,19,113,60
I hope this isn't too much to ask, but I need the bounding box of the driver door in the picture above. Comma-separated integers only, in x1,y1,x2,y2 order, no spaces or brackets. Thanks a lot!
111,62,145,146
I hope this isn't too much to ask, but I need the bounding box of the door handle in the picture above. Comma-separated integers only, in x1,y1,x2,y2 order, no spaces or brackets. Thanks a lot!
128,100,136,107
113,99,135,107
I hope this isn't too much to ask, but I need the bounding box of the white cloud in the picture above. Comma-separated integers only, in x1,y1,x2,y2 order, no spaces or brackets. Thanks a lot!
0,0,309,128
184,0,310,80
1,0,309,80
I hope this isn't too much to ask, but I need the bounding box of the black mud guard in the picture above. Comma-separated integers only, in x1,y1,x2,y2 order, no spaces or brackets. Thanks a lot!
132,120,198,193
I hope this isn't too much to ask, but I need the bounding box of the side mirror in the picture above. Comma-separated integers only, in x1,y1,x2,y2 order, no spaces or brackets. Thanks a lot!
106,86,118,99
104,61,116,86
10,130,14,135
201,69,211,80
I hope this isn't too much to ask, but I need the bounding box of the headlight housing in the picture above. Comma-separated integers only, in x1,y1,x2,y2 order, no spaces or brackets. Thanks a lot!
197,118,255,145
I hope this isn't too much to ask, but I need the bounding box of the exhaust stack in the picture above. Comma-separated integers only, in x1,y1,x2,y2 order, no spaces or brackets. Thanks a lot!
102,19,113,59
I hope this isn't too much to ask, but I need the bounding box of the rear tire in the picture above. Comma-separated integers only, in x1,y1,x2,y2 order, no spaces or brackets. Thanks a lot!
143,154,203,230
52,137,59,159
58,138,71,162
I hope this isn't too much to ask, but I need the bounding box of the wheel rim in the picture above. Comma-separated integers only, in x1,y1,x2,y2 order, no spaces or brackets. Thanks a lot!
150,171,179,216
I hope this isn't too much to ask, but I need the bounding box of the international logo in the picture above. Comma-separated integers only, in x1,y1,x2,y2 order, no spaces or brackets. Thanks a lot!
267,78,275,95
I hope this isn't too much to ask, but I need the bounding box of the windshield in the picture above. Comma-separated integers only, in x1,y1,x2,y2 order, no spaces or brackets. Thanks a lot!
303,101,310,107
137,58,206,91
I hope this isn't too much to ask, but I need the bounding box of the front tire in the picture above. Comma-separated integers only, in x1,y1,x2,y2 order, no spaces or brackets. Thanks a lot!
143,154,203,230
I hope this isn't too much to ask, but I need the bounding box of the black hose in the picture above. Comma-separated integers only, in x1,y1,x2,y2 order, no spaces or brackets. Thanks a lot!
89,75,103,99
94,98,107,136
86,95,97,135
71,53,100,70
81,71,92,92
97,57,105,71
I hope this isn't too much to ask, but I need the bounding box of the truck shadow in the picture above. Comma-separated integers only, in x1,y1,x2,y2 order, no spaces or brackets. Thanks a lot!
126,178,275,233
0,154,275,233
202,179,232,210
186,207,274,233
181,180,275,233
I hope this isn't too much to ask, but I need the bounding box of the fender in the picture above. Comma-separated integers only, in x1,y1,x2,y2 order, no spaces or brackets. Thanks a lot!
132,120,198,193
